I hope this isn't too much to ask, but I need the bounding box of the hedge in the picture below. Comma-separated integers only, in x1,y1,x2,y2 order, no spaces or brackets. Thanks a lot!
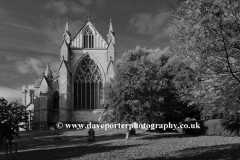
177,119,238,137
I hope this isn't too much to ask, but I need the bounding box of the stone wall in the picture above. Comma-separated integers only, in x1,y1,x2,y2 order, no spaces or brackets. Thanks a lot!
70,109,104,123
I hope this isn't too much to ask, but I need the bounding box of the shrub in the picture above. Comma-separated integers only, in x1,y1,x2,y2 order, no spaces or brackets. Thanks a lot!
221,110,240,136
129,128,136,135
182,118,239,136
204,119,238,137
0,97,28,142
183,120,207,135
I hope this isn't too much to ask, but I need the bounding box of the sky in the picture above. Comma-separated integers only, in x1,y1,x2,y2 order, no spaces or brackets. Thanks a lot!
0,0,178,102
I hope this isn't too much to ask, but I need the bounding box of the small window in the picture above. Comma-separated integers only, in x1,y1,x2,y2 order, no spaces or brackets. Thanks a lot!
29,90,34,104
53,91,59,109
84,29,94,48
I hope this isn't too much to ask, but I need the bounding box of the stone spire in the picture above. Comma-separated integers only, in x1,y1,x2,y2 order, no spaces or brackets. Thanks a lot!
63,19,71,43
44,63,53,79
109,19,113,33
87,13,91,21
107,19,115,44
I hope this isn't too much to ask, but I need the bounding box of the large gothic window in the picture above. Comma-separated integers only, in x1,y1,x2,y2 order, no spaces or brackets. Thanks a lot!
84,29,94,48
74,56,103,110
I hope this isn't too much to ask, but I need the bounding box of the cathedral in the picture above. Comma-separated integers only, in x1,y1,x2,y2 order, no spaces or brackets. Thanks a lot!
22,16,116,130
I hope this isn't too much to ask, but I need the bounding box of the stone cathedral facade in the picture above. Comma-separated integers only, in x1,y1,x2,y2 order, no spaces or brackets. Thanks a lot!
22,17,116,130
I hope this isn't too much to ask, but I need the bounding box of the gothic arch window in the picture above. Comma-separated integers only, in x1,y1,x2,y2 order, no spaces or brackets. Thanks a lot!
74,56,103,110
84,29,94,48
53,91,59,109
29,90,34,104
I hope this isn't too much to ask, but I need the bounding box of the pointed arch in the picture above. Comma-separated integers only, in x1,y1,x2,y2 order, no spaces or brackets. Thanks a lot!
72,53,105,110
82,25,96,49
72,53,106,84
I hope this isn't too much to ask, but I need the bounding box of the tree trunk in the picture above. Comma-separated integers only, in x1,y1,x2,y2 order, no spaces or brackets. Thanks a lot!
125,127,130,139
0,136,6,148
236,125,239,137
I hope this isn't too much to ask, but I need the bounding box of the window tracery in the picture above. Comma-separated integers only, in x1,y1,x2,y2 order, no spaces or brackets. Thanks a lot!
74,56,103,110
84,29,94,48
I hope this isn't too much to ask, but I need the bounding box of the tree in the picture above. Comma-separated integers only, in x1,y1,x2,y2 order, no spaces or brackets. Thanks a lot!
169,0,240,133
170,0,240,107
101,47,200,138
0,97,28,143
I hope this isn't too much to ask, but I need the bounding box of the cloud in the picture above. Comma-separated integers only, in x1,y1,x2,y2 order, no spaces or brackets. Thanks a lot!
0,8,59,55
0,4,87,55
79,0,94,6
40,16,84,46
16,57,43,74
0,73,18,81
0,53,59,75
0,37,56,55
5,56,43,75
0,7,39,29
0,7,82,75
0,21,40,33
129,10,171,40
78,0,107,6
44,1,87,15
0,86,22,102
44,1,69,14
68,1,88,14
43,0,107,16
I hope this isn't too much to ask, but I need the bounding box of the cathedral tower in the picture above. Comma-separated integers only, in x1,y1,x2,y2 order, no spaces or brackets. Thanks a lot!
23,16,116,129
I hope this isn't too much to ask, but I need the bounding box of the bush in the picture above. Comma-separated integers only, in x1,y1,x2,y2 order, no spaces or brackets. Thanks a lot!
181,119,238,136
129,128,136,135
183,120,207,135
175,122,184,133
221,111,240,136
0,97,28,142
205,119,237,137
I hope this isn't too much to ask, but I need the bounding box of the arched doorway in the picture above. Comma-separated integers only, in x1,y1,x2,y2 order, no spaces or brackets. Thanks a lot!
73,55,103,110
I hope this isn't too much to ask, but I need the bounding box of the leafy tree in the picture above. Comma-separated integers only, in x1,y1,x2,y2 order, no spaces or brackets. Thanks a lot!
101,47,200,138
0,97,28,143
221,109,240,136
169,0,240,133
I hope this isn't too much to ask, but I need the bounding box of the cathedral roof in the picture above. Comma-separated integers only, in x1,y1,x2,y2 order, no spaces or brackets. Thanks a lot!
34,78,42,88
41,76,51,88
70,20,108,49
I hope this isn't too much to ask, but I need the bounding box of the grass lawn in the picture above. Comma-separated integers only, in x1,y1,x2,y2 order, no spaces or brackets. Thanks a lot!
0,130,240,160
